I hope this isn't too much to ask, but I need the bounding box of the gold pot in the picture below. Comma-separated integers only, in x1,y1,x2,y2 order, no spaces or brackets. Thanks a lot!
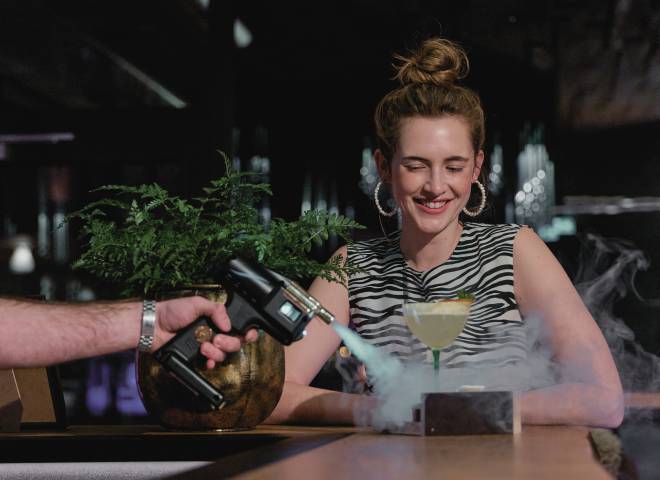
136,285,285,430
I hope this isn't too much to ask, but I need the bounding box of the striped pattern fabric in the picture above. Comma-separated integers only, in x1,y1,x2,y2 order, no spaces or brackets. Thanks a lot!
347,222,528,369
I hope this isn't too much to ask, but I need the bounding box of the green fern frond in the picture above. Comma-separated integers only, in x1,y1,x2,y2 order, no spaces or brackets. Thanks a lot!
67,151,366,297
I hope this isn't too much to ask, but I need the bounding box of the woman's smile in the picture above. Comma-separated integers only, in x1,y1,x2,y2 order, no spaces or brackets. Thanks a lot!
413,197,451,215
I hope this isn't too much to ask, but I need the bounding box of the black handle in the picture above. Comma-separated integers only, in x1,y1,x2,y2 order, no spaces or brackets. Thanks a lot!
160,352,225,410
154,316,226,411
224,290,266,335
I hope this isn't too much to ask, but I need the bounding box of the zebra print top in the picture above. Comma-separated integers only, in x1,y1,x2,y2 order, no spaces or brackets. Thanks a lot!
347,222,528,369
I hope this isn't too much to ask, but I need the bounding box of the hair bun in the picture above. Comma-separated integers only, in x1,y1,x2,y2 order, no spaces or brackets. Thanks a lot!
393,38,469,86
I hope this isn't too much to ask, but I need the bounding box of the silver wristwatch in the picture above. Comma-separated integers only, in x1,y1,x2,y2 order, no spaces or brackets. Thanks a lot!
138,299,157,352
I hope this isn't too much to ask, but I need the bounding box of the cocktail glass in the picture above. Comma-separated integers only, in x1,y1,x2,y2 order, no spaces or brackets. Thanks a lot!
402,299,473,371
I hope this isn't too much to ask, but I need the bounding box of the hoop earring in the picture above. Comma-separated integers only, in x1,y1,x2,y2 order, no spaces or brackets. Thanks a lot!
462,180,486,217
374,181,397,217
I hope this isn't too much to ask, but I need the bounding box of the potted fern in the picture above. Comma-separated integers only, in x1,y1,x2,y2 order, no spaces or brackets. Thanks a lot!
70,153,363,429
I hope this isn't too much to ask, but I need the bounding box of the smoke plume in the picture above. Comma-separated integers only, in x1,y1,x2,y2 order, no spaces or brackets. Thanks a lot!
333,234,660,430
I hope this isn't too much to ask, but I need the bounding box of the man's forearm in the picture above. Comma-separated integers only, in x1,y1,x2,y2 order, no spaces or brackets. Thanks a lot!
0,299,142,368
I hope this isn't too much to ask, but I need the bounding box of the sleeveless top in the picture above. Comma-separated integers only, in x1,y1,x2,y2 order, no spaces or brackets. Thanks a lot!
347,222,528,369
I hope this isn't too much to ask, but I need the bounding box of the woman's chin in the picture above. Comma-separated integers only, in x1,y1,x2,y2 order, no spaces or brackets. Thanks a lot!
408,217,455,236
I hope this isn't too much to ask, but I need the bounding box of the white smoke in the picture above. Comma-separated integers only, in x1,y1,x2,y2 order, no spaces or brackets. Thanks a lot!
571,234,660,479
334,233,660,429
574,234,660,393
334,317,556,429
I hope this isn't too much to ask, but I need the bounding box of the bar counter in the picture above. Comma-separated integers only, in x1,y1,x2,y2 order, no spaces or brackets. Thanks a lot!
0,424,608,479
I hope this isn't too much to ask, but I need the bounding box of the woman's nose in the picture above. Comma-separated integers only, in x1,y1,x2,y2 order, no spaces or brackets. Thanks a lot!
423,170,447,196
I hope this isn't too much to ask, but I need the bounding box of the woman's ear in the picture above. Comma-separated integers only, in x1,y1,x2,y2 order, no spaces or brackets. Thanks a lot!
473,150,485,182
374,149,391,182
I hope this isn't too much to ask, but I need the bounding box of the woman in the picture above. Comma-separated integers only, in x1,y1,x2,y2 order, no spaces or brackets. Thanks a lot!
268,38,623,427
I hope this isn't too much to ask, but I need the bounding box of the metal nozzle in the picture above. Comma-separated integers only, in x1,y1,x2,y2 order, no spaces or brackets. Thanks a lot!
282,279,335,325
315,307,335,325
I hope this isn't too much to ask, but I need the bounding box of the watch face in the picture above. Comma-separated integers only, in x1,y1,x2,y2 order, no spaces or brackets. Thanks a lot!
194,325,214,344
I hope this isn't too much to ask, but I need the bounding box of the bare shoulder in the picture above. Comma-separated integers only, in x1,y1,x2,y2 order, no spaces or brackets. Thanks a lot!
512,226,578,315
310,244,350,289
512,226,564,274
308,245,352,325
513,225,549,257
330,244,350,266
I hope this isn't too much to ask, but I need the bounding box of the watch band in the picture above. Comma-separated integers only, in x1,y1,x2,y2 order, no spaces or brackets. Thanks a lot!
138,299,157,352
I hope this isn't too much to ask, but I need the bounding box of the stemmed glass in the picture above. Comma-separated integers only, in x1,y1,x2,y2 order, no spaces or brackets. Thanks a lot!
402,299,473,371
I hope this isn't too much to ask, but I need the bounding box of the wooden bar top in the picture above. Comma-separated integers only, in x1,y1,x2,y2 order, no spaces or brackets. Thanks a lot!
0,425,609,479
232,426,609,480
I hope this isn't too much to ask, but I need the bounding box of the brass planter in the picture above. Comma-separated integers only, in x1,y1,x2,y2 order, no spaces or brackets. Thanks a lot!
136,285,285,430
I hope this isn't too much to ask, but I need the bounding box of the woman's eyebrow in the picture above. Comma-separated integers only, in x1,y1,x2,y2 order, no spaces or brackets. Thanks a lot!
401,156,431,163
402,155,470,163
445,156,470,162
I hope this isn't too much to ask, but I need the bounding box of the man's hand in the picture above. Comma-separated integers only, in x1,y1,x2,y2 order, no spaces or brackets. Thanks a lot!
153,296,259,369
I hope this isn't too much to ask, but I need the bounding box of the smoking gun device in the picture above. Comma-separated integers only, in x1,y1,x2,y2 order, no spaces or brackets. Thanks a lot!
154,256,335,410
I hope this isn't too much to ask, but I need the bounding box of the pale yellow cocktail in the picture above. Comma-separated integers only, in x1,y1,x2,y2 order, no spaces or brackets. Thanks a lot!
403,298,473,370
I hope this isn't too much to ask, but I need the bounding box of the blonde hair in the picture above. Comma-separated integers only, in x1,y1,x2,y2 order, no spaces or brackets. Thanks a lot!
374,38,486,162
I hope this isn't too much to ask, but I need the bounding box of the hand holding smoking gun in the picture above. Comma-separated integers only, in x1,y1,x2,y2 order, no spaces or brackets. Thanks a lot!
154,257,335,410
154,296,259,369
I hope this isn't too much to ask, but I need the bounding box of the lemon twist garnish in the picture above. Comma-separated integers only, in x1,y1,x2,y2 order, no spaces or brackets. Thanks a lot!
429,298,473,316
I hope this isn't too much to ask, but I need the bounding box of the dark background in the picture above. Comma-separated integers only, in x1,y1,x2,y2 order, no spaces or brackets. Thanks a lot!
1,0,660,422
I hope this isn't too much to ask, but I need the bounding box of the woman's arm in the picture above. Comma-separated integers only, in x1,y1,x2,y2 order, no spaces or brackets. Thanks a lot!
514,227,624,427
266,245,375,425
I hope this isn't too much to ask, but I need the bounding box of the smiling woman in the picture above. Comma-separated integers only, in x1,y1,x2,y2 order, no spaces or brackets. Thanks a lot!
376,115,482,258
267,38,624,429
